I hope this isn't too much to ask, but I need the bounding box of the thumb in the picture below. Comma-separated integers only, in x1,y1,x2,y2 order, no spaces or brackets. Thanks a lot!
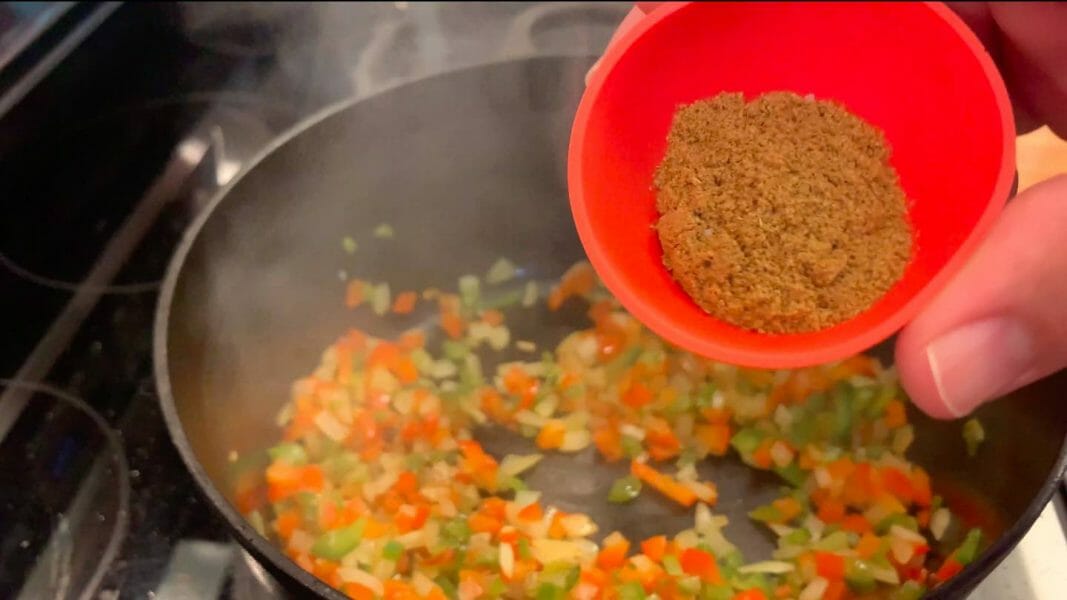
896,174,1067,419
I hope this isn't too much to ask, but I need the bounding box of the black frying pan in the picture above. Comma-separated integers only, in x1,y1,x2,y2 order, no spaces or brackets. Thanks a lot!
154,57,1067,599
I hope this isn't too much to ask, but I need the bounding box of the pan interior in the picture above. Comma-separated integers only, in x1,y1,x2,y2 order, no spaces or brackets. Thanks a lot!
161,56,1067,593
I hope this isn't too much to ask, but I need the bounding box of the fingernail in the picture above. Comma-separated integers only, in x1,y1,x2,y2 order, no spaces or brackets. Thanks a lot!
926,317,1038,417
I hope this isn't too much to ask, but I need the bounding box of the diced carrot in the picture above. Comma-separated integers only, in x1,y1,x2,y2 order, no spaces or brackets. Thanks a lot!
266,463,325,502
344,279,366,308
469,511,503,535
911,467,933,506
517,501,543,522
382,579,420,600
640,535,669,562
701,406,732,425
771,497,804,522
881,466,915,504
841,513,873,534
645,418,682,461
732,589,768,600
751,439,774,470
935,556,963,581
396,503,430,533
856,533,883,559
343,583,377,600
814,551,846,580
842,461,879,506
622,381,654,409
695,423,732,456
825,457,855,481
548,511,568,538
481,308,504,326
679,547,722,584
884,400,908,428
440,312,466,339
631,460,698,507
318,498,339,531
273,509,301,541
597,533,630,569
458,570,484,599
397,329,425,351
392,291,417,314
536,420,567,450
774,584,793,599
816,497,846,524
335,343,353,385
549,262,597,311
423,586,448,600
593,426,624,462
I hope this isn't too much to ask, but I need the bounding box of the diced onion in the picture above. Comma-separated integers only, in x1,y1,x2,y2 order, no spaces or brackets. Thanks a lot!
738,561,795,574
499,542,515,577
889,535,916,564
890,524,926,545
314,411,350,441
500,454,543,478
799,577,828,600
339,567,384,595
770,440,795,468
560,429,591,452
619,423,645,441
930,507,952,541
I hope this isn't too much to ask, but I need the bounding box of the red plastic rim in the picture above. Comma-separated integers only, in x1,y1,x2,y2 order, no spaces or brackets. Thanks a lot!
569,1,1015,368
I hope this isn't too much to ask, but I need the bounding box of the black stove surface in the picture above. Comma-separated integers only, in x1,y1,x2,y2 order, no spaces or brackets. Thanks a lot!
0,4,324,597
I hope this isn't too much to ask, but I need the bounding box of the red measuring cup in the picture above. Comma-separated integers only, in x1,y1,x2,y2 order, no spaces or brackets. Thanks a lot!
568,1,1015,369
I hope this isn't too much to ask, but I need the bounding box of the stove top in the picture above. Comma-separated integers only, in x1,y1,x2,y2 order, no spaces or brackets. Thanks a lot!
0,3,1062,599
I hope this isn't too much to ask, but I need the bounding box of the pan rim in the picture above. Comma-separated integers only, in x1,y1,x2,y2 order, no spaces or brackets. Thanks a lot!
152,55,1067,598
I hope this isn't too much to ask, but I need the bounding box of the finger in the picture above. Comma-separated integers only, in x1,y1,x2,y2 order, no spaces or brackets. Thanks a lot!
944,2,1042,133
989,2,1067,138
895,175,1067,418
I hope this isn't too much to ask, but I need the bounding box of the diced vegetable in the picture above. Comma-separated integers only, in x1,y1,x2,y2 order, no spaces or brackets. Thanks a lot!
254,260,980,598
963,418,985,457
607,475,642,504
486,258,518,285
311,519,365,560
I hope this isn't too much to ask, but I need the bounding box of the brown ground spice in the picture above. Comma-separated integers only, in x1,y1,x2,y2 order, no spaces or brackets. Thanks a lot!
653,92,913,334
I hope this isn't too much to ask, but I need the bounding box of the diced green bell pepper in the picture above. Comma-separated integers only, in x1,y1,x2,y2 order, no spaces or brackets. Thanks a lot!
845,558,877,594
617,582,647,600
956,528,983,565
311,518,366,560
536,583,565,600
382,540,404,561
268,442,308,465
891,580,927,600
699,585,733,600
731,428,765,456
607,475,642,503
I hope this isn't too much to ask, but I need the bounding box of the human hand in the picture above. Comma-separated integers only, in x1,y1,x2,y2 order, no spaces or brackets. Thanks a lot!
897,3,1067,419
592,3,1067,419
